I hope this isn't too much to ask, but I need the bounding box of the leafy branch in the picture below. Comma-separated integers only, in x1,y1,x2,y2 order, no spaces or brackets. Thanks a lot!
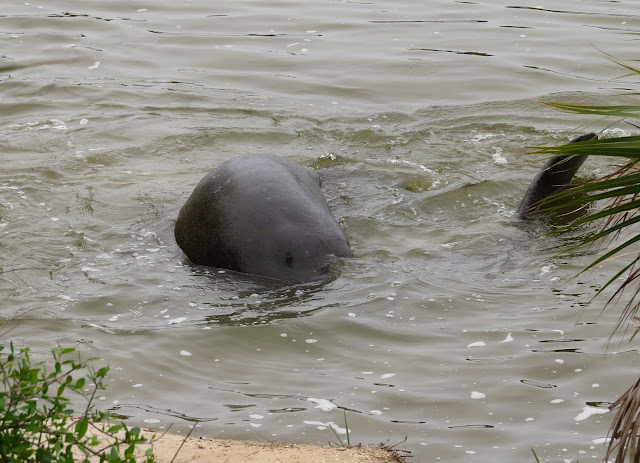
0,342,154,462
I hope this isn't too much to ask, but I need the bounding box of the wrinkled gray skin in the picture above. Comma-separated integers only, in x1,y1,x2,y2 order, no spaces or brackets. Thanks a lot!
175,154,353,283
516,132,597,219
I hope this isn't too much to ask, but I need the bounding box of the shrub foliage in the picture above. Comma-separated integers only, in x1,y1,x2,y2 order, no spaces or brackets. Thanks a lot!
0,342,154,462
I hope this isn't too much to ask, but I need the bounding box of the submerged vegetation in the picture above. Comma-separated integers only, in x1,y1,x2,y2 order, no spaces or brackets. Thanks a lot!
535,58,640,462
0,341,154,462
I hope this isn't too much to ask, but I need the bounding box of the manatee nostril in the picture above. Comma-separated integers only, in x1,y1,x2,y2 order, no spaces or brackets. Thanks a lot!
285,252,294,267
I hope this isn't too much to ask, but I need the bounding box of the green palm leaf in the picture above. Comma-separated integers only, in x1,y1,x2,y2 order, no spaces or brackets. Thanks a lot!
535,140,640,300
534,135,640,158
534,56,640,463
544,102,640,119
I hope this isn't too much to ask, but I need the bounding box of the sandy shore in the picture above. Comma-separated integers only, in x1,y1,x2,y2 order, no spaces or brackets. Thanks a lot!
150,434,404,463
78,424,406,463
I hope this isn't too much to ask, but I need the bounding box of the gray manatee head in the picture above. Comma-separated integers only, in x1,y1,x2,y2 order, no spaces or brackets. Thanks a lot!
175,154,353,283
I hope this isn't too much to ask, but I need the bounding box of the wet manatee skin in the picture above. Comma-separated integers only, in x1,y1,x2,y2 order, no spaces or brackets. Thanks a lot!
516,132,597,219
175,154,353,282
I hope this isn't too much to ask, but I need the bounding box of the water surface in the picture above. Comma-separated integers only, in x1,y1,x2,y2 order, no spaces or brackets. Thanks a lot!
2,1,640,462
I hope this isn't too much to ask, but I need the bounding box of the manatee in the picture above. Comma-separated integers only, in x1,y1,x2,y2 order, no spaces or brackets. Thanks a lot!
516,132,597,219
175,154,353,282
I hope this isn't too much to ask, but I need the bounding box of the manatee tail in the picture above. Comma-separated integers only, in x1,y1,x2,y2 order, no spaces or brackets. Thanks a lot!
516,132,598,219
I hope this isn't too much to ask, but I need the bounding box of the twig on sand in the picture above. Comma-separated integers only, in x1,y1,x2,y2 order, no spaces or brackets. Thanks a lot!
377,437,412,462
169,423,197,463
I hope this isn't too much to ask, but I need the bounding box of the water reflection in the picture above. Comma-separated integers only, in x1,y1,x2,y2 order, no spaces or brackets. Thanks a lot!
110,403,218,423
369,19,488,23
182,269,341,326
505,6,637,18
409,48,493,57
449,424,495,429
520,380,557,389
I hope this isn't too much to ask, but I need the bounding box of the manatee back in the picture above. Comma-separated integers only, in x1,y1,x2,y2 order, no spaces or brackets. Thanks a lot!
175,154,352,282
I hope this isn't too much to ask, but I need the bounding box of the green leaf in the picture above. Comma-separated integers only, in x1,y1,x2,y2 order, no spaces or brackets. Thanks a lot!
125,444,136,458
108,424,124,433
75,417,89,439
74,377,86,389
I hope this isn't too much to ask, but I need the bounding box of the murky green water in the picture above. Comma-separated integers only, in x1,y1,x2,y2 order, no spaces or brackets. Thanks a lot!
2,1,640,461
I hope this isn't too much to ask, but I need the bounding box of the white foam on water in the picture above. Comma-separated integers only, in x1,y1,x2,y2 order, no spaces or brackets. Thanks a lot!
467,341,486,348
303,421,346,434
592,437,610,445
500,333,514,343
575,406,609,422
540,264,555,275
492,149,507,164
307,398,337,411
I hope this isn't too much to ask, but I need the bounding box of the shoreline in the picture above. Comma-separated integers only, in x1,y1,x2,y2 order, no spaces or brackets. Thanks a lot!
79,424,408,462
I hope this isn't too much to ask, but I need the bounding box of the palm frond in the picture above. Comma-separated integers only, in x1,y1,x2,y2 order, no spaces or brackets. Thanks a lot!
534,135,640,158
543,102,640,119
537,57,640,463
544,172,640,203
607,376,640,463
